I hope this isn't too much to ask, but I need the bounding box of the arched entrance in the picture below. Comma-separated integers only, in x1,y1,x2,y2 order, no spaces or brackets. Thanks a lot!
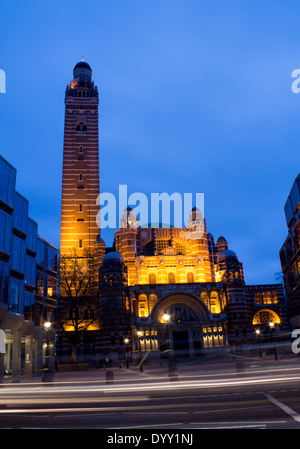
150,292,217,359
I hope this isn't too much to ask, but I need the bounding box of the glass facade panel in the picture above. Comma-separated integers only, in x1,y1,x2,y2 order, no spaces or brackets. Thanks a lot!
47,275,57,298
0,263,9,303
284,197,293,225
25,254,36,286
0,160,16,207
24,291,35,321
36,238,45,266
11,235,26,273
0,210,12,254
36,270,44,297
27,219,37,253
13,194,28,233
9,277,24,314
47,246,57,272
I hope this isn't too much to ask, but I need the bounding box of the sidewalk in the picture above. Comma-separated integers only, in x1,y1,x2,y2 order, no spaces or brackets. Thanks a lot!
2,353,300,385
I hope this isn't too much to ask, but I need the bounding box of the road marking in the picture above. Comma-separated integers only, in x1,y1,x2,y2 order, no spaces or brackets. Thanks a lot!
190,421,286,424
193,404,272,414
110,422,183,429
265,394,300,422
125,411,189,415
189,424,267,429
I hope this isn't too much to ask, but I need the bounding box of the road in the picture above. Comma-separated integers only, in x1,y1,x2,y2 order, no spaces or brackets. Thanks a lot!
1,357,300,430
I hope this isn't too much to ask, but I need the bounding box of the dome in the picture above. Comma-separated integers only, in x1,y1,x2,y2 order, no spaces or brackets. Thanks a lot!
217,236,227,243
217,249,238,260
73,61,92,73
95,234,105,245
103,251,124,263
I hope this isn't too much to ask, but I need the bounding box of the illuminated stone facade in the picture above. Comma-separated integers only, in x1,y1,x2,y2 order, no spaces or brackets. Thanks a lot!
60,60,105,258
99,208,289,362
59,61,289,364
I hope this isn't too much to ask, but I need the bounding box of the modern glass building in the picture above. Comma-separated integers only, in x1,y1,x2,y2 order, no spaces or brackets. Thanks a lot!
280,174,300,328
0,155,58,381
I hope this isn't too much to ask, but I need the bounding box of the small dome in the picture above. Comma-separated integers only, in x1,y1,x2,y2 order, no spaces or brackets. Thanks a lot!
217,249,238,260
73,61,92,72
95,234,105,245
217,236,227,243
103,251,124,263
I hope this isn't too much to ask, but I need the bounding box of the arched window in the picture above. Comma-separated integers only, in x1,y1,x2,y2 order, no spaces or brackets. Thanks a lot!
168,272,175,283
149,294,157,314
149,273,156,284
201,292,209,308
138,294,148,317
76,123,87,135
255,292,260,304
272,291,278,303
187,272,194,283
210,291,220,314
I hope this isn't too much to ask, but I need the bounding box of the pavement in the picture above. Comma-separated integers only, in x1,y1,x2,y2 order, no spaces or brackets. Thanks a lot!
2,352,300,385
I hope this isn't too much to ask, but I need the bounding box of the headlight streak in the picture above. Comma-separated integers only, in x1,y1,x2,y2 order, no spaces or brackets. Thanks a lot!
1,373,300,397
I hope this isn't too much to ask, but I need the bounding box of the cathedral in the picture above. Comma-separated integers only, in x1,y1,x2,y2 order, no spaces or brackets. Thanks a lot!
58,60,289,365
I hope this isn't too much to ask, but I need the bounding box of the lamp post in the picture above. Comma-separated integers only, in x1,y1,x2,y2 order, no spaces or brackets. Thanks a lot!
44,321,51,369
42,321,52,382
269,322,278,360
162,313,171,369
137,331,143,371
137,331,142,358
255,328,262,357
124,338,129,368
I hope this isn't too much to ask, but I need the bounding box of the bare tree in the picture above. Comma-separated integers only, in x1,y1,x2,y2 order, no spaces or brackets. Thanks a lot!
56,248,101,362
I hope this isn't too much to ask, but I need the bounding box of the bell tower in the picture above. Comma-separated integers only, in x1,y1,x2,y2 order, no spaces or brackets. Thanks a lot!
60,60,103,256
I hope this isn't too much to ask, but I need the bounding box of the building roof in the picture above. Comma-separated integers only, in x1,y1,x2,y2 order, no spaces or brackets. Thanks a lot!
73,61,92,72
217,249,238,260
103,251,124,263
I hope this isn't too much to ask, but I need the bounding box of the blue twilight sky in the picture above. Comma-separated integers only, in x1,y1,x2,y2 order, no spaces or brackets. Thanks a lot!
0,0,300,285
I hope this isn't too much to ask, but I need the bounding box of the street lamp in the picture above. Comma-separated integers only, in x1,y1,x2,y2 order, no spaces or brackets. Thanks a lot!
162,313,172,369
137,331,143,371
268,322,278,360
255,328,262,357
137,330,142,357
44,321,51,369
124,338,129,368
42,321,52,382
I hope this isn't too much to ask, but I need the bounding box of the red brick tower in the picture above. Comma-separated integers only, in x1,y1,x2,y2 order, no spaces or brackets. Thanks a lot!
60,60,103,256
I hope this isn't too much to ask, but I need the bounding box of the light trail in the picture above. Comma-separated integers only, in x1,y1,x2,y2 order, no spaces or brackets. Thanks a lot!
1,373,300,396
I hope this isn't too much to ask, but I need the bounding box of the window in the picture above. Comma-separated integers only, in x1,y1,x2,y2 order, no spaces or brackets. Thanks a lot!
168,272,175,283
79,239,83,249
187,272,194,283
0,263,9,303
25,254,36,286
149,273,156,284
9,277,24,314
79,146,83,153
79,173,83,181
11,235,26,273
0,161,16,207
0,210,12,254
13,195,28,233
75,123,87,135
79,204,83,212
